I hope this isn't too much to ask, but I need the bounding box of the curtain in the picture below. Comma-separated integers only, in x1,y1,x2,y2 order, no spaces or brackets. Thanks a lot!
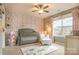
72,8,79,36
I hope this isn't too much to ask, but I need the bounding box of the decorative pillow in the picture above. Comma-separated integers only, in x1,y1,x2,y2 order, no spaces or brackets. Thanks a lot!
40,33,45,39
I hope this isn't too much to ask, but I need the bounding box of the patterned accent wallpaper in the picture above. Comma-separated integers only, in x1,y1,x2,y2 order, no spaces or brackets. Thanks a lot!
6,12,44,34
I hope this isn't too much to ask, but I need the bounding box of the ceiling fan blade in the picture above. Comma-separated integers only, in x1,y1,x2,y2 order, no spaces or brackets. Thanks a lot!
39,4,43,9
44,10,49,13
43,5,49,9
34,5,39,9
32,10,38,12
0,3,2,5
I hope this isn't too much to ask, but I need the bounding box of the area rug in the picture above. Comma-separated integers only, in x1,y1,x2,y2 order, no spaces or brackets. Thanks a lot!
21,44,59,55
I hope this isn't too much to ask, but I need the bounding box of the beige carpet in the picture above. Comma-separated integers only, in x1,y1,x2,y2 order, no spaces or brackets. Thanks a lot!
3,43,64,55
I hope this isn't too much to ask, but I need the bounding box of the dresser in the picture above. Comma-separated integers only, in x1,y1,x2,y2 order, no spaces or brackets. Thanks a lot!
65,36,79,55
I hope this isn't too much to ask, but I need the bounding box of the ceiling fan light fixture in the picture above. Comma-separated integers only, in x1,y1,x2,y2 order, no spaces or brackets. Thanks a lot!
32,4,49,14
38,10,43,14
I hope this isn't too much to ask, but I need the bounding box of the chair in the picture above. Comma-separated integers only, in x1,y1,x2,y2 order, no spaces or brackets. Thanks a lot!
40,34,52,45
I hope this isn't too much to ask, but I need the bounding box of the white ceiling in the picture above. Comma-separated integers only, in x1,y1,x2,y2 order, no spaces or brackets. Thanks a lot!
4,3,79,18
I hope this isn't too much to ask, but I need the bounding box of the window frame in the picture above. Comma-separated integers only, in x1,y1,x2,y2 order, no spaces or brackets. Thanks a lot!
52,16,73,36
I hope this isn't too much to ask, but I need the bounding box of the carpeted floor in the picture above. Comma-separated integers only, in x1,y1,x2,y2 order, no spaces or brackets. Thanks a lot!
2,43,64,55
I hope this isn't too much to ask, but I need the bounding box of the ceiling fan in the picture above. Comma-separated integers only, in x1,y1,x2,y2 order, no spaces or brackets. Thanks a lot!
32,4,49,14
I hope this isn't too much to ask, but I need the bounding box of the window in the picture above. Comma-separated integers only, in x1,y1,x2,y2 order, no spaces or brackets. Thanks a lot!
53,17,73,36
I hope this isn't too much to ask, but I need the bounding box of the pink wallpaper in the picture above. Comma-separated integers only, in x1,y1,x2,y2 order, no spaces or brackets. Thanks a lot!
6,12,44,34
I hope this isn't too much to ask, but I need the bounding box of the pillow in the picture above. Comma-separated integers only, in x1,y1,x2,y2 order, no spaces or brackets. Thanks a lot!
40,33,45,39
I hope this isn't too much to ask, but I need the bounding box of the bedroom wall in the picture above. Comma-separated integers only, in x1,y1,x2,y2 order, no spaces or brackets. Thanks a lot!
44,17,52,34
5,11,44,34
43,17,53,40
4,3,44,34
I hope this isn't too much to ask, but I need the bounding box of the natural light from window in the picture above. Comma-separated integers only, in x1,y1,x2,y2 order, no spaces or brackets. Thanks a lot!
53,17,73,36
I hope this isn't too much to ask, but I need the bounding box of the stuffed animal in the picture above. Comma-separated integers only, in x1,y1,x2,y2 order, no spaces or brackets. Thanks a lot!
8,31,16,46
